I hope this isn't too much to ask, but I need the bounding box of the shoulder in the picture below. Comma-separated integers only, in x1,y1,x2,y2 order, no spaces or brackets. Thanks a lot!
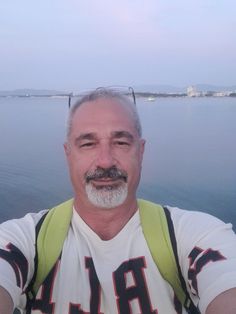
166,205,236,258
0,209,48,237
166,206,234,241
167,205,227,225
0,209,49,256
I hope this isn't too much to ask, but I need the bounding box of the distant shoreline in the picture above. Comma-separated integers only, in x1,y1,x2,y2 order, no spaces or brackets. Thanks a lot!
0,92,235,99
1,84,236,99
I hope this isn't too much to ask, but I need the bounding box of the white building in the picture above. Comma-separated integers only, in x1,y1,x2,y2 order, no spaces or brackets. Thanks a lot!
187,86,201,97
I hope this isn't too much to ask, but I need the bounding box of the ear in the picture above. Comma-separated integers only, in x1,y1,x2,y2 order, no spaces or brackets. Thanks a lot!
139,138,146,161
64,142,71,156
140,138,146,154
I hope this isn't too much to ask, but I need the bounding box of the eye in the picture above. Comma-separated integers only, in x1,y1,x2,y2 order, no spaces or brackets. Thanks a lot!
114,140,130,147
80,141,96,148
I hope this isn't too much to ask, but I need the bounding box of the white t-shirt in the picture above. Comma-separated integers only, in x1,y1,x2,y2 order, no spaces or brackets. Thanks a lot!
0,205,236,314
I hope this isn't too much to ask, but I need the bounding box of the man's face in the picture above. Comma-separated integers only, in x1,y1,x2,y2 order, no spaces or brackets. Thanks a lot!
64,97,145,209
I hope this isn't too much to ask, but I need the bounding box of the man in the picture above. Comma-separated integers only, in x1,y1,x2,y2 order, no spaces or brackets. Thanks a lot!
0,88,236,313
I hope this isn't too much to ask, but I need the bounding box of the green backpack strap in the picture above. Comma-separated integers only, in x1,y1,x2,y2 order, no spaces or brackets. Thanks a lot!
30,198,74,298
138,199,189,308
29,197,193,311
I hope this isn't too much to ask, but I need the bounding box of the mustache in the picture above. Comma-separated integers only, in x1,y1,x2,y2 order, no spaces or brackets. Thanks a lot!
85,166,128,183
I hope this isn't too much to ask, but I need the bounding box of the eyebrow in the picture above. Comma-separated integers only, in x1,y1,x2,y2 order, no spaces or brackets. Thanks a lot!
74,130,135,144
75,133,97,143
111,131,134,141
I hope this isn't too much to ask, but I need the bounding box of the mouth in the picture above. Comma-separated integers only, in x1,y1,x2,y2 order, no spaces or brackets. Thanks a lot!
92,177,121,182
89,178,124,190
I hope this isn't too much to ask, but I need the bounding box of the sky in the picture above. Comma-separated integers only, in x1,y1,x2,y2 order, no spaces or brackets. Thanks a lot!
1,0,235,91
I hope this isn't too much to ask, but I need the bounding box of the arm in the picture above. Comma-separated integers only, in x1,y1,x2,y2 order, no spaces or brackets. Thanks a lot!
171,208,236,313
0,286,14,313
206,288,236,314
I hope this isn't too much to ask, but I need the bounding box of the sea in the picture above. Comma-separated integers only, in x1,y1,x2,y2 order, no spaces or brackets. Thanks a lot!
0,96,235,229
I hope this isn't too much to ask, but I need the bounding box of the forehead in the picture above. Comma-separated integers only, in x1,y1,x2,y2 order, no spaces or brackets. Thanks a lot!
70,98,138,136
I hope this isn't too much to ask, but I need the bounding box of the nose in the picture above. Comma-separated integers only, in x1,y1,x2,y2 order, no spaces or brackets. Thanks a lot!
95,143,116,169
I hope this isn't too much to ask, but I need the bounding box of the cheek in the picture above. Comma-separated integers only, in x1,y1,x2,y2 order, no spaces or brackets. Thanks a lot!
131,146,144,166
68,153,94,178
122,146,143,169
125,155,142,176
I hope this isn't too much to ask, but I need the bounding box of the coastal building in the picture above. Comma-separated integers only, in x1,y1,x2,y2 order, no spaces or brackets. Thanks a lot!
187,86,201,97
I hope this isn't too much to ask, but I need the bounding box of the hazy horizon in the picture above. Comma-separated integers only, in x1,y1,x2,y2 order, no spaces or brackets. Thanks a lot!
1,83,236,95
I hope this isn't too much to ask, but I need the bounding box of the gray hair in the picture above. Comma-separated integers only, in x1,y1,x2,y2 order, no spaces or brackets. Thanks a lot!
66,88,142,139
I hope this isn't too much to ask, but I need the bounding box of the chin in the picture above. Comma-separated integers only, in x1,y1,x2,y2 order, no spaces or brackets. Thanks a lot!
85,183,128,209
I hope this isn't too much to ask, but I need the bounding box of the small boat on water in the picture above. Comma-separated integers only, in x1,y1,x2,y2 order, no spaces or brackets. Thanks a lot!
147,96,156,101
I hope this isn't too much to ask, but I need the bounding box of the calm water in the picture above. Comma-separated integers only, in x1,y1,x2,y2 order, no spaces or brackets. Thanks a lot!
0,96,235,228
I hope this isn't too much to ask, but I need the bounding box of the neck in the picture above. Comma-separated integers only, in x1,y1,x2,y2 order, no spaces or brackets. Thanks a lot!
74,197,138,240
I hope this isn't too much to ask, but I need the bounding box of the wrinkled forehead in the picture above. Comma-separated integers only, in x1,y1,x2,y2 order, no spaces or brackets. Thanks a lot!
75,95,135,115
72,97,137,130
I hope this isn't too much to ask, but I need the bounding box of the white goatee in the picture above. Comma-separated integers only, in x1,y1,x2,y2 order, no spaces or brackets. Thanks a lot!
85,182,128,208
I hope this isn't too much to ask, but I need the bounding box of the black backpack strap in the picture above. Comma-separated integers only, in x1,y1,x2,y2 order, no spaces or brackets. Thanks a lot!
163,206,200,314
